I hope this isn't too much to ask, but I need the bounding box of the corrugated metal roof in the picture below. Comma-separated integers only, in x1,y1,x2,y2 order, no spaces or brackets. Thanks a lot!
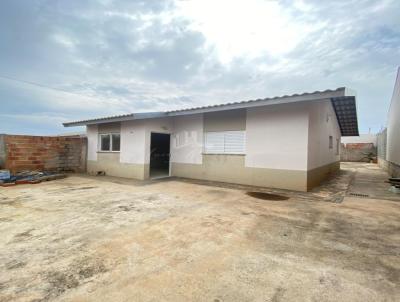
167,87,345,113
331,96,359,136
62,87,358,136
63,87,349,127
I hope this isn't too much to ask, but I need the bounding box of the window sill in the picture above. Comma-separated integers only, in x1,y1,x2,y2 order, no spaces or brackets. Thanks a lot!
97,151,120,153
202,153,245,156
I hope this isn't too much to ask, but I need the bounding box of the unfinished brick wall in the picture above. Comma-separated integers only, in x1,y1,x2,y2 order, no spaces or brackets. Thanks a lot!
0,134,87,173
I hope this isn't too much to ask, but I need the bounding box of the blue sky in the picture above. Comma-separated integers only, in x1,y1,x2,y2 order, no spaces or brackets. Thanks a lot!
0,0,399,135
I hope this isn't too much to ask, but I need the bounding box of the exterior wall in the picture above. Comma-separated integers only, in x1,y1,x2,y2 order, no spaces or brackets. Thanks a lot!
98,122,121,134
386,68,400,176
87,121,147,179
0,134,5,168
2,135,87,173
307,161,340,190
171,104,311,191
340,143,376,162
307,100,341,187
307,100,341,170
85,99,344,191
377,129,387,161
377,128,389,170
120,120,146,164
341,134,377,146
341,134,377,162
87,152,147,179
203,109,246,131
387,161,400,178
245,103,309,170
87,118,173,179
87,125,98,161
171,114,203,165
172,155,307,191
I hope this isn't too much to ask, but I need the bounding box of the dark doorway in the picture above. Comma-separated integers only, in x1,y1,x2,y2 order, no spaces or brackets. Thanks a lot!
150,133,171,179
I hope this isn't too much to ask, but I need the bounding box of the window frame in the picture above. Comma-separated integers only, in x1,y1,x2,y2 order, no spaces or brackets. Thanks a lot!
99,133,121,152
203,130,246,155
336,138,340,155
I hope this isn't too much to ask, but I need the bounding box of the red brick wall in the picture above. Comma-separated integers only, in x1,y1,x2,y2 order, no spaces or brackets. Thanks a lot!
2,135,87,173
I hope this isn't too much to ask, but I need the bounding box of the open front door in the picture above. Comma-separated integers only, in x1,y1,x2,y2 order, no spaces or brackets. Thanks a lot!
150,133,170,179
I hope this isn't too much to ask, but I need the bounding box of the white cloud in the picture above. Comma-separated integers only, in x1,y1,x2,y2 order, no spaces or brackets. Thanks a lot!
1,0,399,134
52,34,77,50
175,0,318,63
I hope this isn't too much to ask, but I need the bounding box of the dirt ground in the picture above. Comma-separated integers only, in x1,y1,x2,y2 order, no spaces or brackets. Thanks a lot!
0,163,399,302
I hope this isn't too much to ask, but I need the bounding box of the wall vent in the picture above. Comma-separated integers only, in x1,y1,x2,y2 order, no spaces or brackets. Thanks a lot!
349,193,370,198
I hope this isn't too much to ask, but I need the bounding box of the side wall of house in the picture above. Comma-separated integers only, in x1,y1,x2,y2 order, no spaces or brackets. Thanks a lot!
307,100,341,189
386,68,400,177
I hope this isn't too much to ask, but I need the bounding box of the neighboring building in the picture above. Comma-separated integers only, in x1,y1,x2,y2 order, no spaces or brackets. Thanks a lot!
379,68,400,177
64,87,359,191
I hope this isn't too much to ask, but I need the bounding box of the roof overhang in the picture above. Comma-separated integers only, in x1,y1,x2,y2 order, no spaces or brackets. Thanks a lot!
63,112,167,127
331,96,359,136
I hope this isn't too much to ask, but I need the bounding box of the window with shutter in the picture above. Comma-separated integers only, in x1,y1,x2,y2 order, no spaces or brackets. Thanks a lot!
204,131,245,154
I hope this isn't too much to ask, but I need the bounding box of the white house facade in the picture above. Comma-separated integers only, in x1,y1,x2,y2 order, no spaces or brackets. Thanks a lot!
64,87,359,191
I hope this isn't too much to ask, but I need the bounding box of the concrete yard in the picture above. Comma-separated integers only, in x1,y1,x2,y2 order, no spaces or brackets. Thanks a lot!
1,163,399,302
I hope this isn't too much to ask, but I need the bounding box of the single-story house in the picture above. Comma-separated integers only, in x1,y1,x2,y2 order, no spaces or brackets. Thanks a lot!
64,87,359,191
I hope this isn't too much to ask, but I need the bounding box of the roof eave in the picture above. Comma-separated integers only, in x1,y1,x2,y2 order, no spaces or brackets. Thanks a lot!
63,112,166,127
167,88,346,116
331,96,359,137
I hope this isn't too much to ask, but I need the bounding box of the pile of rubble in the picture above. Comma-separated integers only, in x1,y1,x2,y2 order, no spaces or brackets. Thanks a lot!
0,170,66,187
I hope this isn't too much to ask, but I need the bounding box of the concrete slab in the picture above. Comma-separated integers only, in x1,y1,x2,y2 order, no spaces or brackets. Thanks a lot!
343,162,400,201
0,162,399,302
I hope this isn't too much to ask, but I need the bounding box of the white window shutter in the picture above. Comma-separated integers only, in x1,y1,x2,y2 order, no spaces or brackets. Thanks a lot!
224,131,245,154
204,131,245,154
205,132,225,153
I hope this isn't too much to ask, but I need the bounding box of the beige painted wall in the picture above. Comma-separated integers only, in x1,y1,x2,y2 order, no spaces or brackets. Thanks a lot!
87,153,146,179
171,154,308,191
307,99,341,170
307,161,340,190
203,109,246,132
306,100,341,188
